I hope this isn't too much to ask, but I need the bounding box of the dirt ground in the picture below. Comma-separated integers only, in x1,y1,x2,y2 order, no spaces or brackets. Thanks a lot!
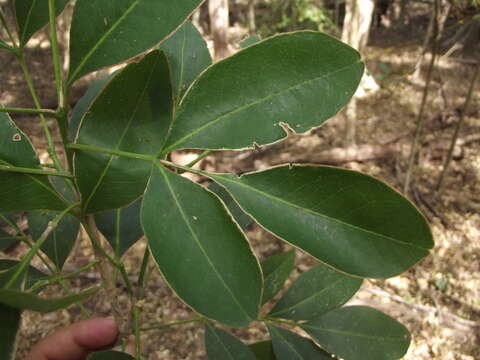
1,14,479,360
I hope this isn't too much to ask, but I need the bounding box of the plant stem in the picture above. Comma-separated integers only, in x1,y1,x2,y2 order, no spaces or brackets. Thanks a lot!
67,143,155,162
48,0,65,109
3,202,80,289
404,0,439,195
0,214,25,237
0,10,17,48
139,317,204,332
185,150,212,168
436,60,480,190
159,159,207,177
133,306,143,360
16,52,65,172
0,106,57,116
137,247,150,299
0,164,72,177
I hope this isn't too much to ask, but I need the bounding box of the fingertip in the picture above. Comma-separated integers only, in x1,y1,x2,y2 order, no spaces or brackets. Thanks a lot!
74,317,119,350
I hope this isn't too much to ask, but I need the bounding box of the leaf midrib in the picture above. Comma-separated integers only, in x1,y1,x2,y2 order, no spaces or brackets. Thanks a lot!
216,175,428,251
164,60,362,151
303,324,406,342
208,326,236,360
270,326,304,360
69,0,143,83
160,166,252,323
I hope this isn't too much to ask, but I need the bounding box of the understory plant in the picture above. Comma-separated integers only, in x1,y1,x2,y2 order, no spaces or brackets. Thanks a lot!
0,0,434,359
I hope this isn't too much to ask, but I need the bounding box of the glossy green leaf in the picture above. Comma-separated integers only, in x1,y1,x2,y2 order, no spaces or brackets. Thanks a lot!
0,112,67,213
69,73,116,141
261,250,295,305
88,351,134,360
50,176,78,203
142,165,262,327
162,31,364,152
27,211,80,269
249,341,277,360
240,35,262,48
205,324,256,360
0,304,21,359
0,229,19,252
160,21,212,103
68,0,203,84
208,182,253,229
74,51,173,213
15,0,69,46
0,286,100,312
302,306,411,360
95,198,143,258
210,165,433,278
268,325,331,360
0,260,48,292
270,263,362,320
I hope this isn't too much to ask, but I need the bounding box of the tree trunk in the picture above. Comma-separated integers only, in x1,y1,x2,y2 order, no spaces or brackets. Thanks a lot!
341,0,375,145
247,0,256,33
209,0,230,60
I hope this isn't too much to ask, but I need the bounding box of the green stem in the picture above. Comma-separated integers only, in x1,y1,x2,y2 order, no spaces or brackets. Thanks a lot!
160,159,207,177
137,247,150,299
0,106,56,116
185,150,212,168
82,219,134,296
3,202,80,289
48,0,65,109
16,52,65,172
29,260,99,293
0,164,72,177
67,143,155,162
0,10,17,48
0,214,25,237
133,306,142,359
139,317,204,332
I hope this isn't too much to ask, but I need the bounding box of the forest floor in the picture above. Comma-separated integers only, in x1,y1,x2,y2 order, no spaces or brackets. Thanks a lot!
1,22,479,360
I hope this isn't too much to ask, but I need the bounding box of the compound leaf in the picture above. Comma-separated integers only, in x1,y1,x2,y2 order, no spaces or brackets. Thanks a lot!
160,21,212,103
210,165,433,278
301,306,411,360
0,286,100,312
162,31,363,152
74,50,173,213
142,165,262,327
269,263,362,320
0,112,67,213
205,324,256,360
68,0,203,84
261,250,295,305
15,0,69,46
27,211,80,269
268,325,331,360
0,304,21,359
95,198,143,258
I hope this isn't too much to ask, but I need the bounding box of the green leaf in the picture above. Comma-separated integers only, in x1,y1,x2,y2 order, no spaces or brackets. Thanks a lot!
205,324,256,360
210,165,433,278
162,31,364,152
74,51,173,213
0,304,21,359
269,263,362,320
68,0,203,84
95,198,143,258
0,286,100,312
141,165,262,327
69,73,116,141
302,306,411,360
240,35,262,48
0,112,67,213
160,21,212,103
261,250,295,305
27,211,80,269
15,0,70,46
268,325,331,360
88,351,134,360
0,260,48,292
249,341,277,360
0,229,19,252
208,182,253,230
